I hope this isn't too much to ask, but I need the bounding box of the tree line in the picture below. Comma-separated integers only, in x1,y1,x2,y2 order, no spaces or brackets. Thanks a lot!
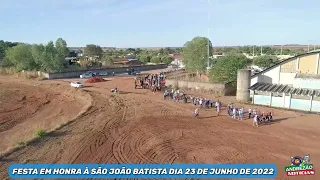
0,38,70,73
214,46,307,56
182,37,284,86
0,37,305,77
81,45,178,66
0,40,180,72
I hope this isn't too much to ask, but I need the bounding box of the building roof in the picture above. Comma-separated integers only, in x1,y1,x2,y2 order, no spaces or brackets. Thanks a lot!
249,82,320,96
251,50,320,78
169,54,184,60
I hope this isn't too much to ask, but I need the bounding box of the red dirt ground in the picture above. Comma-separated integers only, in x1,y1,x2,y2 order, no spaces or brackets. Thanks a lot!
0,75,319,180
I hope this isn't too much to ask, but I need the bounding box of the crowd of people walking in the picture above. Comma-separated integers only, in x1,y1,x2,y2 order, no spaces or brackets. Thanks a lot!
163,88,274,127
225,103,274,127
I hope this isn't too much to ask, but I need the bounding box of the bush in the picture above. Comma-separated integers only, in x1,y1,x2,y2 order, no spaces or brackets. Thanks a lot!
0,67,18,75
17,141,27,147
36,129,47,140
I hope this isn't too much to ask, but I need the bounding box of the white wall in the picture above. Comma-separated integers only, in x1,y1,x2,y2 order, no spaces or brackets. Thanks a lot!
279,72,296,85
293,78,320,89
250,76,258,86
271,96,283,107
284,95,291,108
171,59,185,68
311,100,320,112
250,66,280,86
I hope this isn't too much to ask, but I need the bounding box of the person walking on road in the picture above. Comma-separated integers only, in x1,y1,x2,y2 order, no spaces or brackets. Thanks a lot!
239,107,244,120
253,114,259,127
194,108,199,118
227,104,231,116
248,108,252,119
216,101,221,117
232,108,237,119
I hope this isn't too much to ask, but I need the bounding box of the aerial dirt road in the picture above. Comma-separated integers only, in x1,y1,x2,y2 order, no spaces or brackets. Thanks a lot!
0,76,319,180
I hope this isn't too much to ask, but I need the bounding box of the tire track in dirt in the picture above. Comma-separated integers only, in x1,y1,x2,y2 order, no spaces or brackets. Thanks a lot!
64,91,189,180
66,94,126,164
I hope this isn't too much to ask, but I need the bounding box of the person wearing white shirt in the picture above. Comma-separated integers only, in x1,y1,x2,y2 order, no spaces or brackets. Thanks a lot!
253,114,259,127
215,101,219,107
194,108,199,118
253,109,257,115
217,102,221,116
232,108,237,119
239,107,244,120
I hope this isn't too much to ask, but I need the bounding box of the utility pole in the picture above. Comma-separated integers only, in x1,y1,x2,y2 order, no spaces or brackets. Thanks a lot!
281,45,283,55
260,45,263,55
207,0,211,70
308,40,312,52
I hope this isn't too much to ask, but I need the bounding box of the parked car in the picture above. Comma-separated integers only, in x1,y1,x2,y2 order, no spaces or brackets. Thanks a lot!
98,72,109,76
127,68,135,75
70,81,84,88
80,72,95,78
134,71,141,75
86,71,95,74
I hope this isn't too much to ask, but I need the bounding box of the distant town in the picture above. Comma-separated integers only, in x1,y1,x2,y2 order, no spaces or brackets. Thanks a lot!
68,44,319,52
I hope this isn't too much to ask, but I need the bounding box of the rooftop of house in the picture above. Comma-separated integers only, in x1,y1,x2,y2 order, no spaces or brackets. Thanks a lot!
169,54,184,60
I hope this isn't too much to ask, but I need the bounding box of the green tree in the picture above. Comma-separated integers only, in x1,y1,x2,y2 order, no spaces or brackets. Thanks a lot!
41,41,57,72
126,48,135,54
150,56,161,64
262,47,275,55
165,47,174,54
40,41,66,72
161,56,173,65
102,55,114,66
104,50,113,56
182,37,213,73
0,40,19,66
135,48,141,55
55,38,69,58
138,55,151,64
210,53,249,86
0,44,5,64
6,44,37,71
158,48,165,55
84,44,103,59
31,44,45,69
253,55,279,69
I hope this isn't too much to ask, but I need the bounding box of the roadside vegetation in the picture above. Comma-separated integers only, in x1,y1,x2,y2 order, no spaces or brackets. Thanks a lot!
36,129,47,140
0,37,309,85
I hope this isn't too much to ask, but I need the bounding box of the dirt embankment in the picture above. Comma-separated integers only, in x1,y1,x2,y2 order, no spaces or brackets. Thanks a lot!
0,76,92,156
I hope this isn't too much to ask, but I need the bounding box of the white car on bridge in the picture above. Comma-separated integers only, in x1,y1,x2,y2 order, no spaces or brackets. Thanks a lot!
70,81,84,88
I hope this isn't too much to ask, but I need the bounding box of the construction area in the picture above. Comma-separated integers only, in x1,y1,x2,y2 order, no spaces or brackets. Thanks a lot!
0,71,319,180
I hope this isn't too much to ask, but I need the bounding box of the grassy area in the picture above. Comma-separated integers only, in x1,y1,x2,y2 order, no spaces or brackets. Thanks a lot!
36,129,47,140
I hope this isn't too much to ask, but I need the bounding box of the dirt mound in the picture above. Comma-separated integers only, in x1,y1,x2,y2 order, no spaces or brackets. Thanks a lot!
0,77,91,155
85,77,106,83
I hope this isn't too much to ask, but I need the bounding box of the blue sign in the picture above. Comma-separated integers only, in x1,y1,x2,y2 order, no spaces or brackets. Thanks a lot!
9,164,278,179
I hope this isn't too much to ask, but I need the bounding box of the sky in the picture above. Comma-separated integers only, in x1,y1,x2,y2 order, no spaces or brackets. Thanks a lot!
0,0,320,47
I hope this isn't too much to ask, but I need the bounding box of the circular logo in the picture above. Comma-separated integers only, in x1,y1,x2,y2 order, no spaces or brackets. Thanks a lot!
291,156,303,166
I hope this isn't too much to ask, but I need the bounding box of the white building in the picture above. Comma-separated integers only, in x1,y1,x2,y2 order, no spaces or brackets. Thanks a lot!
169,54,184,68
249,50,320,112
